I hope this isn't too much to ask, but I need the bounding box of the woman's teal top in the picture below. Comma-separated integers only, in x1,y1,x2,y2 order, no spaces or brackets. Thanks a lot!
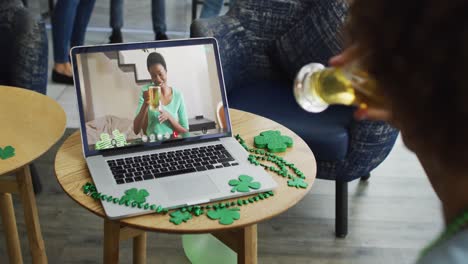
135,84,189,136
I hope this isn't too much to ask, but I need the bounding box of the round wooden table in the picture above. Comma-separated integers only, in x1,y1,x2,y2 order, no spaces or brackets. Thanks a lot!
0,85,66,264
54,109,316,264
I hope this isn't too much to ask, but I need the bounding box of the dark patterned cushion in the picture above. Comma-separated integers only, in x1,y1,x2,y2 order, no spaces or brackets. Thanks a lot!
0,0,48,94
274,0,348,79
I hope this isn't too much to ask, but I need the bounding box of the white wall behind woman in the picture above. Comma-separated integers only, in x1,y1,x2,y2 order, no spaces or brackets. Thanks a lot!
79,52,140,122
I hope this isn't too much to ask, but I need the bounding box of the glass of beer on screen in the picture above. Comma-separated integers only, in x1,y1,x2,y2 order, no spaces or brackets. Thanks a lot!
148,85,161,110
293,62,385,113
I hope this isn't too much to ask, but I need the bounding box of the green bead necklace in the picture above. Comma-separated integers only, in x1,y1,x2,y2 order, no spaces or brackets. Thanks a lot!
82,181,274,225
81,133,307,226
420,210,468,258
235,134,308,189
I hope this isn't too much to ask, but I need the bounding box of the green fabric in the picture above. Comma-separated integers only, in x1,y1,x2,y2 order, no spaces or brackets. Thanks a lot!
182,234,236,264
136,84,189,135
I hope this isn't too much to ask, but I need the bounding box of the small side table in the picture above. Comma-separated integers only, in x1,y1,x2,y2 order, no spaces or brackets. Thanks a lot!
55,109,316,263
0,86,66,264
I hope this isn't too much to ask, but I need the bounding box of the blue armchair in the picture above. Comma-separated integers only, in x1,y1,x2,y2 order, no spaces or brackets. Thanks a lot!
191,0,399,237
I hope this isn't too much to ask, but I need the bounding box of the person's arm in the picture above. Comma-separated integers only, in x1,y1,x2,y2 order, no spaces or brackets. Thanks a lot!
133,90,150,135
177,94,189,132
162,113,188,133
158,90,189,133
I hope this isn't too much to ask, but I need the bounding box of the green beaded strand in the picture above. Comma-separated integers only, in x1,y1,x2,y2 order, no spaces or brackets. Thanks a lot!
235,134,307,189
420,211,468,258
81,182,274,226
81,132,305,226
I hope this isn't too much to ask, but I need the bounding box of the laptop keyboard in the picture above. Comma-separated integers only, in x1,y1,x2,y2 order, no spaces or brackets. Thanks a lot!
106,144,239,185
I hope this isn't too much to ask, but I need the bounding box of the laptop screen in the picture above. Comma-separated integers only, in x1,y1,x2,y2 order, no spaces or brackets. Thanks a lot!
71,38,231,157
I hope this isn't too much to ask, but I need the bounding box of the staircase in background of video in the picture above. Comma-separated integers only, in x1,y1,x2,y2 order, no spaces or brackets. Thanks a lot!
103,51,151,85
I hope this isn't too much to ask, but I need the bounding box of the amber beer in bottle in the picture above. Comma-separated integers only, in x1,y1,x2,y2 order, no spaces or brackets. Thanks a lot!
293,63,383,113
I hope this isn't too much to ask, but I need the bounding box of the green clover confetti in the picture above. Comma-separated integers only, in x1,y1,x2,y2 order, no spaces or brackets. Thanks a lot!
207,207,241,225
95,130,128,150
83,182,275,226
112,129,128,147
0,145,15,160
169,210,193,225
82,132,307,227
254,130,293,153
120,188,149,204
287,178,308,189
228,175,261,193
95,133,113,150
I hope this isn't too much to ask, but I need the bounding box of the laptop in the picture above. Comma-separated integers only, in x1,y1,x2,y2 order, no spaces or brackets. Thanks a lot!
70,38,277,219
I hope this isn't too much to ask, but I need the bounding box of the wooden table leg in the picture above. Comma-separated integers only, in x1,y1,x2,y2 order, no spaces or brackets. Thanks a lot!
133,232,147,264
115,225,146,264
104,219,121,264
0,193,23,264
16,166,47,264
213,224,258,264
237,225,257,264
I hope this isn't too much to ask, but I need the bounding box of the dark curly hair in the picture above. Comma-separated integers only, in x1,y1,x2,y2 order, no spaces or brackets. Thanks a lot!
146,52,167,71
347,0,468,167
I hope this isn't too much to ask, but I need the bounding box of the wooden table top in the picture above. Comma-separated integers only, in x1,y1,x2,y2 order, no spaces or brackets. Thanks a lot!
0,85,66,175
54,109,316,233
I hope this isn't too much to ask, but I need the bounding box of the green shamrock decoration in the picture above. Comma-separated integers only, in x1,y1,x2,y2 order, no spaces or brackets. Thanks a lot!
287,178,308,189
95,133,113,150
0,145,15,160
228,175,261,193
95,130,129,150
207,207,241,225
254,130,293,153
169,210,193,225
120,188,149,204
112,129,128,147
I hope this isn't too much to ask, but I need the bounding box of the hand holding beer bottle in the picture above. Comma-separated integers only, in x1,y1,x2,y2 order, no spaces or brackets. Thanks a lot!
134,83,162,135
294,46,391,122
329,47,391,121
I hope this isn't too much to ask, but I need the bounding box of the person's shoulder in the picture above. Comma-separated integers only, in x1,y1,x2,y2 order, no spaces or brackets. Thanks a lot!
417,230,468,264
171,87,183,98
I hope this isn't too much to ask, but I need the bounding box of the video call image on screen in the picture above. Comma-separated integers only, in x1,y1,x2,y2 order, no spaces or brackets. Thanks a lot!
75,44,226,151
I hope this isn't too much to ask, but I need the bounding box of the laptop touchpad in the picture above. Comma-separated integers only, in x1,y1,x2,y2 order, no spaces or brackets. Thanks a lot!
162,175,219,201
